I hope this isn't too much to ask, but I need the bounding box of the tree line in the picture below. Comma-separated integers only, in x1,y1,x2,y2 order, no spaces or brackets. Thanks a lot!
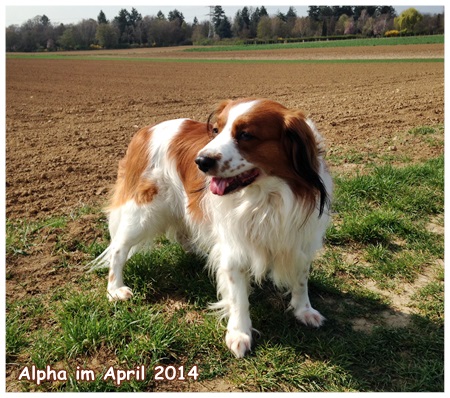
6,6,444,52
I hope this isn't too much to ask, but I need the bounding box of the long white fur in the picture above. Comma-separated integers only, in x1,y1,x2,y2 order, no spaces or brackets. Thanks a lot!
90,101,332,358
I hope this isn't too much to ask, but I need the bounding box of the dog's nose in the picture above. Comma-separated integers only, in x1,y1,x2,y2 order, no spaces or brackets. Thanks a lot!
195,156,217,173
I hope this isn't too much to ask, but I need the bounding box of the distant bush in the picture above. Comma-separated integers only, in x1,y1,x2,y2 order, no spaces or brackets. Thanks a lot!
179,39,193,46
384,30,400,37
89,44,102,50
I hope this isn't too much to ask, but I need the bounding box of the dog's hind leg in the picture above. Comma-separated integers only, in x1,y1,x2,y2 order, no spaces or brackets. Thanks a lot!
106,201,164,301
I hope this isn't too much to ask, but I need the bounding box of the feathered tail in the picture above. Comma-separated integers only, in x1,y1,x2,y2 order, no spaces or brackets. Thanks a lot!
86,246,112,272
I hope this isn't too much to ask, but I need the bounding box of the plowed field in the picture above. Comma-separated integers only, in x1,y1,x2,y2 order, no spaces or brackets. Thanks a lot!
5,46,444,220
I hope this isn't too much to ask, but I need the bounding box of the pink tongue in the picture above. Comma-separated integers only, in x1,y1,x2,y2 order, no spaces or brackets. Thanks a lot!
210,177,232,196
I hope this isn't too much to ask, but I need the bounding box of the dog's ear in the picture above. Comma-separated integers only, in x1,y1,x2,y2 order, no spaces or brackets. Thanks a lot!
214,99,232,116
283,110,328,216
207,99,232,129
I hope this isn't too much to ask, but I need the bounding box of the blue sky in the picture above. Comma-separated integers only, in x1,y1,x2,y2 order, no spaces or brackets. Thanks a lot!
4,2,445,26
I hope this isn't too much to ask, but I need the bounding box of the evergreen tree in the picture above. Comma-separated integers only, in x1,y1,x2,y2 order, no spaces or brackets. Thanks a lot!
212,5,226,31
319,6,333,19
212,5,232,38
40,15,50,27
168,9,185,27
233,10,244,37
340,6,354,17
97,10,108,24
217,15,232,38
241,7,251,30
277,11,287,23
378,6,396,18
331,6,353,18
129,8,142,27
322,19,328,36
365,6,378,17
259,6,268,18
286,7,297,37
286,6,297,19
114,8,130,39
250,7,262,37
308,6,321,21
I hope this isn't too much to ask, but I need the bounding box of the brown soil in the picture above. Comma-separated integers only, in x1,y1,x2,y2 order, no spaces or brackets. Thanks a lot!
6,47,444,221
5,45,444,391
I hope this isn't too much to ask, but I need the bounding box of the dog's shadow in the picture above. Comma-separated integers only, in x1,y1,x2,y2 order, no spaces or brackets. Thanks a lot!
122,240,217,307
120,242,443,390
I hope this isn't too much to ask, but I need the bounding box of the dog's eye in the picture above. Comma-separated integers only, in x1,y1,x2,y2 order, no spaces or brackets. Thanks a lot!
212,127,219,135
237,131,255,141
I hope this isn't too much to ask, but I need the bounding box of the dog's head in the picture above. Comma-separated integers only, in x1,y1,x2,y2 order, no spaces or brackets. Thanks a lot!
195,98,328,215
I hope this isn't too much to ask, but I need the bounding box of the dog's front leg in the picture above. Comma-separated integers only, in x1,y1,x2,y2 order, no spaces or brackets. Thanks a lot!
215,250,252,358
289,262,325,328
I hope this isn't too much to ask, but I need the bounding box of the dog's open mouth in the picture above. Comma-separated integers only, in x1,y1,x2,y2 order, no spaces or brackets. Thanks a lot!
210,168,260,196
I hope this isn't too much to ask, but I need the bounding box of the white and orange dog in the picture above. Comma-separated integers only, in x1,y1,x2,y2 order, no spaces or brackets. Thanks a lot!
92,98,332,358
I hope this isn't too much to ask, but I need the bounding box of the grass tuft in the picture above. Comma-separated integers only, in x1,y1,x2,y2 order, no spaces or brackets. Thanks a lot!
408,126,437,135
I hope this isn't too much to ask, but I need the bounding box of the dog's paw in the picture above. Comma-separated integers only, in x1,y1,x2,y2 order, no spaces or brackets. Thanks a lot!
107,286,133,302
226,330,252,358
295,307,325,328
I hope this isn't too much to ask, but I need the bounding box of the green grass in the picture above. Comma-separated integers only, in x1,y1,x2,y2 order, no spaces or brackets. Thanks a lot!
6,148,444,392
408,126,439,136
326,156,443,284
333,157,443,218
6,216,67,256
413,281,444,326
185,35,444,52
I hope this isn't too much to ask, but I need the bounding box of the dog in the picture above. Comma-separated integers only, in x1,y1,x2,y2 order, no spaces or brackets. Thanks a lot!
91,98,332,358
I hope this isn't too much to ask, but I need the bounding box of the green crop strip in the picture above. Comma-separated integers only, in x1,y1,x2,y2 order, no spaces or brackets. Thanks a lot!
185,35,444,52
